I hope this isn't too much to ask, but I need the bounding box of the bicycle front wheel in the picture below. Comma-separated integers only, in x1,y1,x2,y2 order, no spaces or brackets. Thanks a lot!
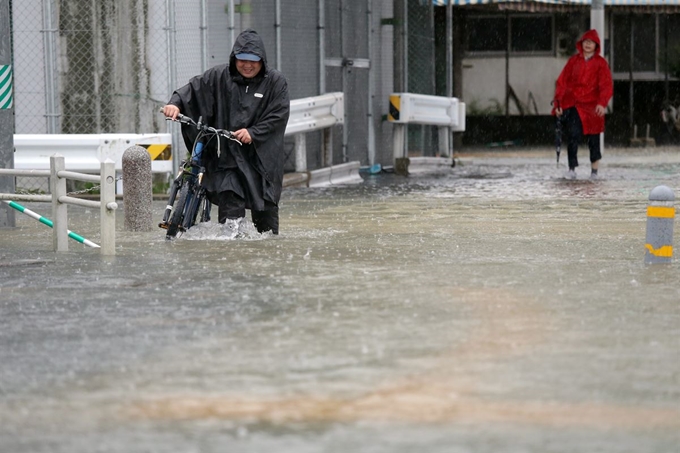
182,186,204,231
159,177,181,226
166,183,190,238
199,196,211,223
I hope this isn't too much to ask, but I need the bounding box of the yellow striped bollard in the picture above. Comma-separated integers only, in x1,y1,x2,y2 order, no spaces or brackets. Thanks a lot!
645,185,675,264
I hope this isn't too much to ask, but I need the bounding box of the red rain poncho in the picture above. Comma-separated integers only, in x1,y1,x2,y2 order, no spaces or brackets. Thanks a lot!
553,29,613,135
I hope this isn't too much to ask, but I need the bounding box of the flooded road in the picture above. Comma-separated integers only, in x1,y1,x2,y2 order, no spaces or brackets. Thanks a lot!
1,148,679,452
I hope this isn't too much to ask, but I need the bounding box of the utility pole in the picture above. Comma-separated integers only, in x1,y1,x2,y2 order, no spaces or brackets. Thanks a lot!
0,0,15,228
590,0,605,43
591,0,606,154
393,0,405,93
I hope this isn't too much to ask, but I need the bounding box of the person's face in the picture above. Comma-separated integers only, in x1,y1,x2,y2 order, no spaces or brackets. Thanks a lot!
582,39,596,54
236,58,262,79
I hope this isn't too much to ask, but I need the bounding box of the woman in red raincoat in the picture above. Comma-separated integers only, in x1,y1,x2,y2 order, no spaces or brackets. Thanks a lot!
553,29,613,179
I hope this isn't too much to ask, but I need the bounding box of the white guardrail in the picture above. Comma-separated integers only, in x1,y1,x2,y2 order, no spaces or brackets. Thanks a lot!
13,133,172,173
388,92,466,173
12,92,361,189
285,92,361,186
13,133,171,193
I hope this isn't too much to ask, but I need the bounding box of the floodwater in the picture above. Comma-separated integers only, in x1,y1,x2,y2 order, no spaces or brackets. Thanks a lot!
1,148,679,452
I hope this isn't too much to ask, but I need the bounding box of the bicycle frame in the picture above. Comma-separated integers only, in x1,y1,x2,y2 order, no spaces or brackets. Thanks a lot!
158,111,241,239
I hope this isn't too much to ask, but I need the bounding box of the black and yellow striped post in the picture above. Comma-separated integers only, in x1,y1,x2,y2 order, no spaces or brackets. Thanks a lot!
388,94,400,122
645,185,675,264
141,143,172,162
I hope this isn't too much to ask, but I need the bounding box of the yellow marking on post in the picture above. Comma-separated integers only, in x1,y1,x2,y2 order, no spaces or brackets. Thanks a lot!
388,94,401,122
646,206,675,218
144,144,171,160
645,244,673,257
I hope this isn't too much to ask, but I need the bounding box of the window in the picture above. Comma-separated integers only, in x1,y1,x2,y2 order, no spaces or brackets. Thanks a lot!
660,14,680,79
467,16,507,52
612,14,657,73
465,14,554,55
511,16,553,53
612,13,680,79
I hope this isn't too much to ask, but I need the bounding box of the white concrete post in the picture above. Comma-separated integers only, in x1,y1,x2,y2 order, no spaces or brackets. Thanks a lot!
50,154,68,252
591,0,606,156
438,126,450,157
393,123,406,161
294,134,307,172
323,128,333,168
100,159,117,255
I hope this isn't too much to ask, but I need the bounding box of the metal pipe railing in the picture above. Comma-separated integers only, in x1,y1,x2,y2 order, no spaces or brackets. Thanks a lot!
0,154,117,255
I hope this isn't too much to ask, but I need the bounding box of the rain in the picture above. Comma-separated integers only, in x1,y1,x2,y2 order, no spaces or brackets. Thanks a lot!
1,147,679,452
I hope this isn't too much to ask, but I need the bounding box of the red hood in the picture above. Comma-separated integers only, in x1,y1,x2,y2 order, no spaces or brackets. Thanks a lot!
576,29,601,56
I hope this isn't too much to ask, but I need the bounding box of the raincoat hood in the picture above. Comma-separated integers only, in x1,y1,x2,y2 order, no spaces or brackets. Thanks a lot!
576,29,602,56
229,29,268,79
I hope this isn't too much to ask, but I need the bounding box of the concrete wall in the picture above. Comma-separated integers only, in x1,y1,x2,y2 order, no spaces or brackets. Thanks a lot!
11,0,47,134
462,56,569,116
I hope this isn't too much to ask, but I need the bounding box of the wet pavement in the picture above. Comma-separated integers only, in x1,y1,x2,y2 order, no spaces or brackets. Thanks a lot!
1,146,679,452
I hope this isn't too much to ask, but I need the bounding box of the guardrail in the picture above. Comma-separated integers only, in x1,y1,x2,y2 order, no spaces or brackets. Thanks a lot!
13,133,172,193
283,92,361,186
13,133,172,173
388,93,466,174
284,92,344,173
0,155,117,255
11,93,354,192
307,161,362,187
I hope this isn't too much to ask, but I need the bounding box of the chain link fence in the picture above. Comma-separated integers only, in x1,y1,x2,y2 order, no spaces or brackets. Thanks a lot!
406,0,439,156
10,1,444,193
12,0,174,192
12,0,171,136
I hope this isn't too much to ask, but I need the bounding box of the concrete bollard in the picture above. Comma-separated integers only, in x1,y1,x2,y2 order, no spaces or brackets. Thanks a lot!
644,185,675,264
122,146,153,231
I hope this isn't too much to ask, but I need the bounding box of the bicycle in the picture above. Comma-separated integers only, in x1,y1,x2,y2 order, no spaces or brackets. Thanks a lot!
158,109,242,239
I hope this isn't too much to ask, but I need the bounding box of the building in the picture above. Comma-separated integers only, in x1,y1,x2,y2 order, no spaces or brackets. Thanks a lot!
435,0,680,146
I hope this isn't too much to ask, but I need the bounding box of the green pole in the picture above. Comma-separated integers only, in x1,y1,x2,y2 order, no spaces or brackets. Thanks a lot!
3,200,101,248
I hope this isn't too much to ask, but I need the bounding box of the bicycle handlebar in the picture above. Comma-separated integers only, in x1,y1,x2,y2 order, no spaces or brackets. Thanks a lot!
159,108,242,145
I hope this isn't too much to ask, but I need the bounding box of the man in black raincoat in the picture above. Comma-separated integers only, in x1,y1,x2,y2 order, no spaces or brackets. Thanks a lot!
162,29,290,234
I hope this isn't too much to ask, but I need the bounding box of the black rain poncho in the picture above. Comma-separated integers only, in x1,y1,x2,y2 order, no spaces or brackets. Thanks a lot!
168,29,290,211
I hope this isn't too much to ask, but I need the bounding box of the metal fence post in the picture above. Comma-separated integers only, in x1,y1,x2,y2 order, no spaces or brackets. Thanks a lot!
50,154,68,252
645,185,675,264
200,0,208,72
42,0,60,133
100,159,117,255
165,0,180,176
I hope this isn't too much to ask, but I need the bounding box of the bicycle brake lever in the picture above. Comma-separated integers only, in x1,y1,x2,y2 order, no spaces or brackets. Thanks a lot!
224,131,242,146
159,108,194,125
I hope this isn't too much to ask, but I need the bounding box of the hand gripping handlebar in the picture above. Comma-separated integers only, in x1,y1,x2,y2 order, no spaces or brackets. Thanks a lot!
159,108,243,146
